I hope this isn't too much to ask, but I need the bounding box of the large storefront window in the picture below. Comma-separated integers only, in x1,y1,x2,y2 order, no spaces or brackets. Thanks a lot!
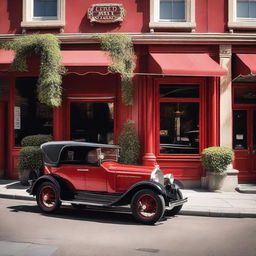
70,102,114,144
15,78,53,146
159,84,199,154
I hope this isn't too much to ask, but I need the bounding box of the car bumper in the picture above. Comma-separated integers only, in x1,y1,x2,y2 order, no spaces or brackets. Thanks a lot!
166,197,188,210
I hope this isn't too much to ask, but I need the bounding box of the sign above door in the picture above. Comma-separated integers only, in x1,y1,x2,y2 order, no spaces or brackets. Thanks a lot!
87,4,125,23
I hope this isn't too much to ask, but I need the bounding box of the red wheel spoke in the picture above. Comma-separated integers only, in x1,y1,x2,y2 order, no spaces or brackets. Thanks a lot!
136,194,158,219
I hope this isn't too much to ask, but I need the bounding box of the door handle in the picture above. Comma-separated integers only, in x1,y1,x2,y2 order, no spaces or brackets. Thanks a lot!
77,169,89,172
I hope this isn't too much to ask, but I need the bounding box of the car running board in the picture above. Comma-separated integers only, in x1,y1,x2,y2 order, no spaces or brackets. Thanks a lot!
165,197,188,210
61,199,112,207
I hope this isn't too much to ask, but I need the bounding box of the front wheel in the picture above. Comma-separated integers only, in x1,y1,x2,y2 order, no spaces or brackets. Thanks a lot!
165,188,183,216
131,189,165,225
36,182,61,213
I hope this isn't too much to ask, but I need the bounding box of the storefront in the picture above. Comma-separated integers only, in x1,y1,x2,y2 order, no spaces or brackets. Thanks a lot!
0,0,256,186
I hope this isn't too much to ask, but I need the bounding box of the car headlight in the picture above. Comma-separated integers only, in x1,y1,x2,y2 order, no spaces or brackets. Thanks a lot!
150,164,164,185
164,173,174,185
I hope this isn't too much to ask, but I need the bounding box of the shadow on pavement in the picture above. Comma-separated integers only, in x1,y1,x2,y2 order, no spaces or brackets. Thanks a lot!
6,182,29,190
0,180,17,185
7,204,170,226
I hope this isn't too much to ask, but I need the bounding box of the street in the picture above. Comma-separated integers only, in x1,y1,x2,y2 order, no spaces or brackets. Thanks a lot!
0,198,256,256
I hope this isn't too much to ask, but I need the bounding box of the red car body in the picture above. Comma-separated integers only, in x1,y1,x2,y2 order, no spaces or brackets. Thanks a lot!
28,141,187,224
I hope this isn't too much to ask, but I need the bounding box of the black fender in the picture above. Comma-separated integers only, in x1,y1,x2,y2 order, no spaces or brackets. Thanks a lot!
112,180,167,206
27,175,74,200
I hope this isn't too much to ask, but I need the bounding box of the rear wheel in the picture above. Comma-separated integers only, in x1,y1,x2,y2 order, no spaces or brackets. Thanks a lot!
36,182,61,213
165,189,183,216
131,189,165,225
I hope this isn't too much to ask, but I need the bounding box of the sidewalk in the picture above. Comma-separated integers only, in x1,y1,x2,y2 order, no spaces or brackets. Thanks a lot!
1,179,256,218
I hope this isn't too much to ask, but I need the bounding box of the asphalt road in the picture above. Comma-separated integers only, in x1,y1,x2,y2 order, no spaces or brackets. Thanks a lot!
0,198,256,256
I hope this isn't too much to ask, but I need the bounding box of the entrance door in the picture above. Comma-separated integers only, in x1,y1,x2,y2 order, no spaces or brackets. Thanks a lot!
68,100,115,144
0,102,7,178
233,109,256,182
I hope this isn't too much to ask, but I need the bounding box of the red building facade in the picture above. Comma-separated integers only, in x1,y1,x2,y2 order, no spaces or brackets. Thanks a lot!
0,0,255,187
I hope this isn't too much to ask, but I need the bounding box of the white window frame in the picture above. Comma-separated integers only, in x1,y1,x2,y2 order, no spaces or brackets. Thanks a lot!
21,0,65,28
149,0,196,31
228,0,256,30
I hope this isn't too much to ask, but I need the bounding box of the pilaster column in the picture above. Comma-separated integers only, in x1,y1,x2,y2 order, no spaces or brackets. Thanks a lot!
219,45,232,148
142,76,156,166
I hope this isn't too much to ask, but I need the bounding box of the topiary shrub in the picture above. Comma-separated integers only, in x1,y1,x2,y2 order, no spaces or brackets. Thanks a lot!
18,134,52,185
21,134,52,147
201,147,234,173
1,34,65,107
19,146,43,171
118,120,140,165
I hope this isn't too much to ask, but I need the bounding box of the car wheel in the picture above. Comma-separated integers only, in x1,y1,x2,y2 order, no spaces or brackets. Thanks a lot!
36,182,61,213
165,188,183,217
131,189,165,225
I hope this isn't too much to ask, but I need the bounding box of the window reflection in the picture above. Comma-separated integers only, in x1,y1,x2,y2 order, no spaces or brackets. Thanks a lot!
160,102,199,154
233,110,247,150
70,102,114,144
15,77,53,146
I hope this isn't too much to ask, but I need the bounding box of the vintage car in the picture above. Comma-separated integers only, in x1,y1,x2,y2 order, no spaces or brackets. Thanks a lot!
27,141,187,224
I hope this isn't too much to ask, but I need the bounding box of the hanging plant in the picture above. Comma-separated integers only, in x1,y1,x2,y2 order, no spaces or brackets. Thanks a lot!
98,34,135,106
118,120,140,165
1,34,65,107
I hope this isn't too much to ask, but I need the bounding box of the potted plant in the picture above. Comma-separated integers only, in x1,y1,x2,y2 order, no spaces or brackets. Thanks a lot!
201,147,234,191
18,134,52,185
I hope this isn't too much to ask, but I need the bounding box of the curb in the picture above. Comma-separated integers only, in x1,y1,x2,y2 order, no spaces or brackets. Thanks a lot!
0,193,35,201
1,192,255,218
180,209,256,218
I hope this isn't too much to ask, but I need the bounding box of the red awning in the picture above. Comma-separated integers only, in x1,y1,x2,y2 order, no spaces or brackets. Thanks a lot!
0,50,15,71
0,50,112,74
148,53,227,77
233,54,256,78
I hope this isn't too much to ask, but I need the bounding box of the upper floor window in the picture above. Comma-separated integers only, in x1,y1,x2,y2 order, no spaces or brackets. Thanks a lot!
159,0,185,21
237,0,256,19
34,0,57,19
21,0,65,30
228,0,256,30
149,0,196,31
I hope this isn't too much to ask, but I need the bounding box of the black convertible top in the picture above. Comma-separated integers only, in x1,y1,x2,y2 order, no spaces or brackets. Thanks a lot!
41,141,120,166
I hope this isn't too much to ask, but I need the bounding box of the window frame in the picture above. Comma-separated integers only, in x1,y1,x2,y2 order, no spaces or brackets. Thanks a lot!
149,0,196,31
155,78,206,158
21,0,65,29
228,0,256,30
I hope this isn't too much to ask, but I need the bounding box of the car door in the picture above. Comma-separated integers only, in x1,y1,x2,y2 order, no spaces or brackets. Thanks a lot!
84,166,107,192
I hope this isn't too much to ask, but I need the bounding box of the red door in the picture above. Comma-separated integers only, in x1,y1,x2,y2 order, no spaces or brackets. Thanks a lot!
0,101,7,178
233,109,256,182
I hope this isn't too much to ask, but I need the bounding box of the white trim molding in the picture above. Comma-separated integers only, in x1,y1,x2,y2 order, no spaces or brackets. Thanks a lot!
149,0,196,31
21,0,65,29
228,0,256,30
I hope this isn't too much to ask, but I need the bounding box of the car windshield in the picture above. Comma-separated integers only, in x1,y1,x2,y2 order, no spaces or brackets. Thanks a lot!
99,148,119,162
58,146,119,165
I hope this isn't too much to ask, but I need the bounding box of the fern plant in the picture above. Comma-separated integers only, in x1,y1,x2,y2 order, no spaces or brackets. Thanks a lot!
98,34,135,106
2,34,65,107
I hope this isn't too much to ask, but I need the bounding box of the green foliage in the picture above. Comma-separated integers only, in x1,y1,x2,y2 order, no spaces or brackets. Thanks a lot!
118,120,140,165
18,146,43,171
21,134,52,147
98,34,135,105
2,34,65,107
201,147,234,173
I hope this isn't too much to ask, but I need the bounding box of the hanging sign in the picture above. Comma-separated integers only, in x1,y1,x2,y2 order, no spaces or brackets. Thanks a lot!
87,4,125,23
14,106,21,130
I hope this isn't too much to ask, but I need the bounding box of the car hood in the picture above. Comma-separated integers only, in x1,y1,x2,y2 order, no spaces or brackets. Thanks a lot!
101,161,154,175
